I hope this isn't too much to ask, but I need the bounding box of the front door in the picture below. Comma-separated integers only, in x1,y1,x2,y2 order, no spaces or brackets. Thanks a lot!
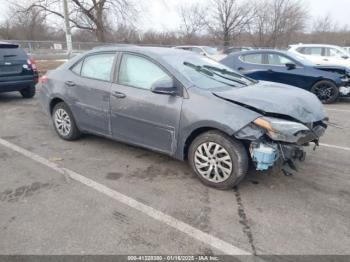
110,53,183,155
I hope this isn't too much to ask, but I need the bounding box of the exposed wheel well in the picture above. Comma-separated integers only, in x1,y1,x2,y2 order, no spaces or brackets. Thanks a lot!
311,79,337,88
183,127,220,160
50,98,64,115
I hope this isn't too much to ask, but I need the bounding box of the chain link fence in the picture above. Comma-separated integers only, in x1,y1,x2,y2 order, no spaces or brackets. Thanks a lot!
0,40,126,60
1,40,171,60
2,39,350,60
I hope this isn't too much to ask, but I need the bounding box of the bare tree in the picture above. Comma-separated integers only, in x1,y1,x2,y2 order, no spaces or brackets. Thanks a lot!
312,14,338,33
250,0,307,48
0,4,60,40
178,3,206,43
15,0,136,42
208,0,255,47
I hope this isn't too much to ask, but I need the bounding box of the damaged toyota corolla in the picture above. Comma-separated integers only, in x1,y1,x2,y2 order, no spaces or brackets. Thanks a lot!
39,46,328,189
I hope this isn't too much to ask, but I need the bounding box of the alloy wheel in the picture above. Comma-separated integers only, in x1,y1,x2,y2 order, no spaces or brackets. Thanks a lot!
313,83,336,102
54,108,71,137
194,142,233,183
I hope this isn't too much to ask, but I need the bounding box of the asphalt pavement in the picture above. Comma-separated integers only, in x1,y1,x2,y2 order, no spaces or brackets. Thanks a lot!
0,92,349,255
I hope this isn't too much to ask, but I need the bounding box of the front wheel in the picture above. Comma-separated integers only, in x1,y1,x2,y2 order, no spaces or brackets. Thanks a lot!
311,80,339,104
188,131,248,189
20,86,36,99
52,102,81,141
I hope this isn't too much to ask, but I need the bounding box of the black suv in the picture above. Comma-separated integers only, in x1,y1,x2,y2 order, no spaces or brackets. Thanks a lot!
0,42,38,98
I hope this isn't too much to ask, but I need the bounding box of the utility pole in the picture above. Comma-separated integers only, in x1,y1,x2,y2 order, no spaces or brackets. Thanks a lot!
62,0,72,58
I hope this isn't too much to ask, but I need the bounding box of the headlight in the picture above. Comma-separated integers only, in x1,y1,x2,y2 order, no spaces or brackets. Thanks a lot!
253,117,310,142
341,75,350,82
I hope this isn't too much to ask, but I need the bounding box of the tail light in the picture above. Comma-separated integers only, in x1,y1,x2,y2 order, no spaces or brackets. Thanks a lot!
39,75,48,84
27,58,37,71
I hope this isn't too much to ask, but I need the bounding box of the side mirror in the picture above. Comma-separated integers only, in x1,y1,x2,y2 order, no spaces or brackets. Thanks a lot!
342,55,349,59
151,78,177,96
285,63,296,70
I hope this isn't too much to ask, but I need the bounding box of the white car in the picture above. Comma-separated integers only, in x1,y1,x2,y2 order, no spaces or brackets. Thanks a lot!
174,45,226,61
289,44,350,68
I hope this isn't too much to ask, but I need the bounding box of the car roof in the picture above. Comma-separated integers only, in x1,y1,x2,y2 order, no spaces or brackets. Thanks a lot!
88,45,191,56
0,42,20,48
174,45,208,48
290,44,342,48
229,49,288,56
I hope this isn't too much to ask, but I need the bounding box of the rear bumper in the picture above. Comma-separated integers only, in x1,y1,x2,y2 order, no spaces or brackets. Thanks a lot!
0,79,36,93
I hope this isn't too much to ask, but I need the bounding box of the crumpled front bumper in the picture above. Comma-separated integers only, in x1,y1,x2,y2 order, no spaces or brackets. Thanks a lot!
235,121,327,172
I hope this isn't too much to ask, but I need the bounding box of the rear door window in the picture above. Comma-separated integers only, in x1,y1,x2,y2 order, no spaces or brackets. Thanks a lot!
241,54,263,64
267,54,294,66
80,53,115,81
71,60,83,75
325,48,343,57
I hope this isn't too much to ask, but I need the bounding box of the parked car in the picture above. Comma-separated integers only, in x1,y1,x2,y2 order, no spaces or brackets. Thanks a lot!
174,45,225,61
289,44,350,68
220,49,350,103
0,42,38,98
223,46,253,55
39,46,327,189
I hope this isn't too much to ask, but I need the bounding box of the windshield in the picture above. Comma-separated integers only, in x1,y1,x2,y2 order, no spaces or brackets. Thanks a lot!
164,53,256,89
285,51,315,66
202,47,219,55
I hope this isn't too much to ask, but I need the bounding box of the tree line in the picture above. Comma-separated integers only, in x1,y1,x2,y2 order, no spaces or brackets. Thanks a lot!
1,0,350,48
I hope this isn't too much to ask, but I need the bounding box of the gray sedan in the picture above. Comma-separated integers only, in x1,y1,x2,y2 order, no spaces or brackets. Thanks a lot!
38,46,327,189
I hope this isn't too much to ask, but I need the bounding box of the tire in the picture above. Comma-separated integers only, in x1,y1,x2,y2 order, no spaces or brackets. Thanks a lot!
311,80,339,104
52,102,81,141
188,130,248,189
20,86,36,99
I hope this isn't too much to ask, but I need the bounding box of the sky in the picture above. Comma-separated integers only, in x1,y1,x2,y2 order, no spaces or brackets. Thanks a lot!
0,0,349,31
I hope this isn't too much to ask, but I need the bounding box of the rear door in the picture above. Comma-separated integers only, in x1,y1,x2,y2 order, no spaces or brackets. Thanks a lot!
238,53,271,80
298,46,325,65
110,53,183,155
67,52,116,135
0,44,32,82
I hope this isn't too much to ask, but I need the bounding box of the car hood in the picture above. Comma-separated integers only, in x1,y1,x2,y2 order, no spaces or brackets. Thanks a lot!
213,81,327,123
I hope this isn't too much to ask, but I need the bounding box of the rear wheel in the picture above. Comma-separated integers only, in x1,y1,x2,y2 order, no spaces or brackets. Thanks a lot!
52,102,81,141
311,80,339,104
188,131,248,189
20,86,36,99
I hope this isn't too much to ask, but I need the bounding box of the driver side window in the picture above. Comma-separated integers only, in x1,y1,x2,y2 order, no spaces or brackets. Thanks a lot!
118,54,172,90
325,48,343,57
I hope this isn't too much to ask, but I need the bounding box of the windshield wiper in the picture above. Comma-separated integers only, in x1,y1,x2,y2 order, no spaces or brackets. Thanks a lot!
183,61,238,87
203,65,257,85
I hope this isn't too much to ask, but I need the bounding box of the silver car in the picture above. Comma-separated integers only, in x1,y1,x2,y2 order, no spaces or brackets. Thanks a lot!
39,46,327,189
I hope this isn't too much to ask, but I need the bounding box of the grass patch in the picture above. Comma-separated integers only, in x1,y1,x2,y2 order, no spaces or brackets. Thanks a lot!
36,60,65,76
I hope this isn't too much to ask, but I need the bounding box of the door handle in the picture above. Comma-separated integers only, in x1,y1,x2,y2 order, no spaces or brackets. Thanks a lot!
112,91,126,99
65,81,76,87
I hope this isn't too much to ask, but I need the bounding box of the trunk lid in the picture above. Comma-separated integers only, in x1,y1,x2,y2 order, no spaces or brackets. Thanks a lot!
0,44,27,77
